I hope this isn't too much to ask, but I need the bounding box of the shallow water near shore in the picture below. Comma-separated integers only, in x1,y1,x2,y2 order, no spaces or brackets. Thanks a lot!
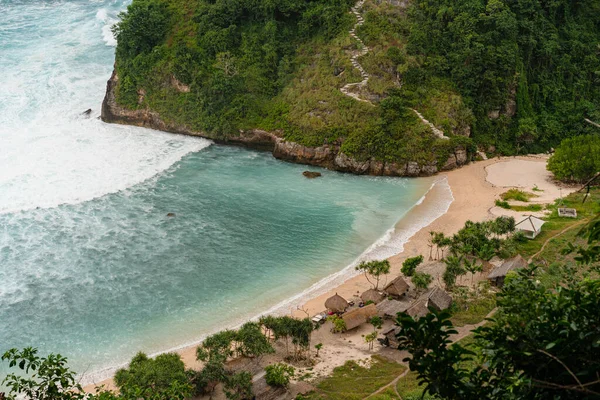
0,0,444,383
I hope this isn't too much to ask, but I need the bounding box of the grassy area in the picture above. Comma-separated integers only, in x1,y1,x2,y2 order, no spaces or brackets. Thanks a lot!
301,356,406,400
396,371,437,400
501,188,537,202
515,189,600,260
449,289,496,327
511,204,543,212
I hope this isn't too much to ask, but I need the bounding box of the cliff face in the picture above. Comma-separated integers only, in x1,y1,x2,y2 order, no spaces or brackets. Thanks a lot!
101,71,468,177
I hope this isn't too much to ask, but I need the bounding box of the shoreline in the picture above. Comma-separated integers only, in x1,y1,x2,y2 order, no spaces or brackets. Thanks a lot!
83,155,566,391
81,173,447,387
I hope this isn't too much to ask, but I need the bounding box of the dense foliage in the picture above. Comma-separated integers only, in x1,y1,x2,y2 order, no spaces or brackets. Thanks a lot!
112,0,354,135
111,0,599,164
403,0,600,153
547,134,600,182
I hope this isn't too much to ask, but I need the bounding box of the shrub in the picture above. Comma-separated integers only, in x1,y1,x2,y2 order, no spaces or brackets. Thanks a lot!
265,363,295,387
114,352,192,399
495,199,510,209
500,189,535,202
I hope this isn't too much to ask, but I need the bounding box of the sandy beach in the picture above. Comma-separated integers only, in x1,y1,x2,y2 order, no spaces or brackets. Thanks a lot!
84,155,573,392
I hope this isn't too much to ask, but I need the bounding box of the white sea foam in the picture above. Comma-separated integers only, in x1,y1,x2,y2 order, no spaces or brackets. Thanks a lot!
0,0,207,215
96,8,118,46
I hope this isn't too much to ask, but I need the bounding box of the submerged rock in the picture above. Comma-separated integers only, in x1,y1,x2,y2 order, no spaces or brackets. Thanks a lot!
303,171,322,179
82,108,92,117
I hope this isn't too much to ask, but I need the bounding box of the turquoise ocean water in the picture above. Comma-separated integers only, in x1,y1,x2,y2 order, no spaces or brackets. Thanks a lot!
0,0,447,380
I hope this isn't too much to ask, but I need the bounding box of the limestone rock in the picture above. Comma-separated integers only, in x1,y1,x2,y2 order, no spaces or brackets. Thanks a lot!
302,171,322,178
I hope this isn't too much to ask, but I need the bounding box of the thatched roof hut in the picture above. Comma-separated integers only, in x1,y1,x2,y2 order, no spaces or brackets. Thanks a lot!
488,254,528,287
342,304,377,331
383,276,409,298
381,326,401,348
427,287,452,311
406,300,429,319
376,298,410,319
325,293,349,313
361,289,385,304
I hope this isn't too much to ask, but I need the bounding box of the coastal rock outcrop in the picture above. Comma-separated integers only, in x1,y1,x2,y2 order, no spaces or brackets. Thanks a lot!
101,70,469,177
303,171,322,178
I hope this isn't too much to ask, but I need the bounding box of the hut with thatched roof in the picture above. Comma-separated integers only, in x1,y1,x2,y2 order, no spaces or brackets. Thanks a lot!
376,298,410,319
487,254,528,287
427,287,452,311
383,276,410,298
341,304,377,331
406,300,429,319
381,326,401,348
361,289,385,304
325,293,349,313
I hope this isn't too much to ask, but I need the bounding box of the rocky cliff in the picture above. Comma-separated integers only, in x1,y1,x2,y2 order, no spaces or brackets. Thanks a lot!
101,71,468,177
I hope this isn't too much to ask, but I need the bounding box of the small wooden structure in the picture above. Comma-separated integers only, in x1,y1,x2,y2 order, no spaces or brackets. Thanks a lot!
361,288,385,304
383,276,410,298
487,254,528,287
427,287,452,311
325,293,349,313
376,298,410,319
341,304,377,331
515,215,545,239
558,208,577,218
381,326,401,348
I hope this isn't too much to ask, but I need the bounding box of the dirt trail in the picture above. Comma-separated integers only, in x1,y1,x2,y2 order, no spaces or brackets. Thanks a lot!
340,0,373,104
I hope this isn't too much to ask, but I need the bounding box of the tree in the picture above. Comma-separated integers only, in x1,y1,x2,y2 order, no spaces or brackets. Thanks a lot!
443,255,465,289
196,330,236,362
355,259,391,289
1,348,87,400
235,322,274,359
114,352,192,400
401,255,424,277
328,315,346,333
412,272,433,293
365,331,378,351
223,371,253,400
314,343,323,357
463,259,483,287
369,315,383,331
194,356,227,395
265,363,294,388
548,135,600,182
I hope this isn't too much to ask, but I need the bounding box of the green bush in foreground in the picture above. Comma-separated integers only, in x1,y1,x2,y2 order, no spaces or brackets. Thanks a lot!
114,352,192,399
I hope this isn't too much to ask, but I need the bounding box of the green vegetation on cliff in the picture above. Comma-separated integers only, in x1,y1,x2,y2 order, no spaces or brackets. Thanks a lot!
111,0,599,165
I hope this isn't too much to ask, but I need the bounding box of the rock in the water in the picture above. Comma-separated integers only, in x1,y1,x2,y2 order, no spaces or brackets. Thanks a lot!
303,171,322,179
82,109,92,117
167,213,176,217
